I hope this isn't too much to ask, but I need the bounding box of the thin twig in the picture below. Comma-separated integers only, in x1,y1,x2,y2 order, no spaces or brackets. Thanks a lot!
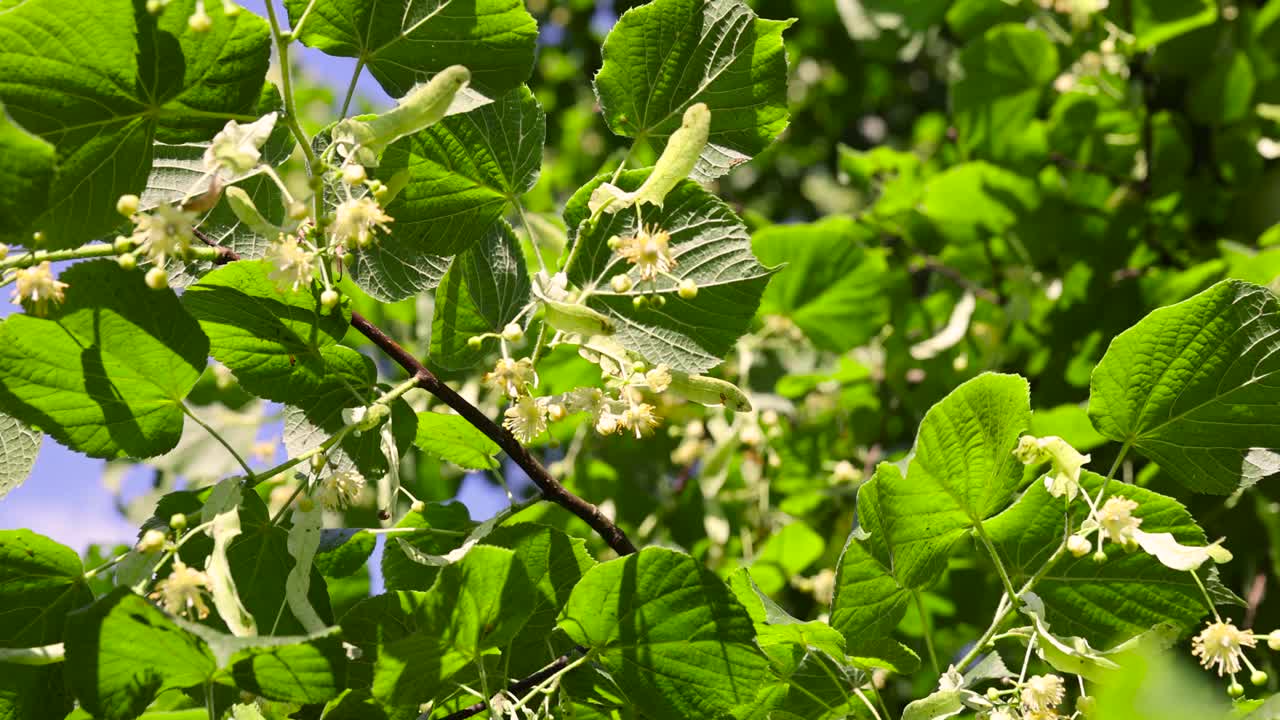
431,648,585,720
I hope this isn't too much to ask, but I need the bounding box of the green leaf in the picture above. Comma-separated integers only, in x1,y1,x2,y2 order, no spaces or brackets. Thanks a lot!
1088,280,1280,494
876,373,1031,587
484,524,596,677
183,260,375,418
0,530,92,720
0,409,40,500
951,24,1057,163
986,472,1212,647
284,395,418,481
180,621,347,704
0,100,54,238
920,161,1038,245
1130,0,1217,49
64,589,216,720
0,261,209,459
593,0,793,178
747,521,825,596
752,217,893,353
314,529,378,578
363,85,544,277
284,0,537,96
0,0,270,247
380,502,474,591
363,546,536,706
413,411,501,470
558,547,775,720
1187,50,1255,125
564,171,774,372
830,467,914,651
430,221,532,370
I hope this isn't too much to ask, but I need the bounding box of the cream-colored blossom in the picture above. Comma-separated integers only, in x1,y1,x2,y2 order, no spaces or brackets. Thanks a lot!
150,560,211,619
1097,496,1141,547
503,395,547,443
645,364,672,393
1192,620,1256,676
620,402,660,438
1021,674,1065,713
1014,435,1090,501
204,112,277,175
483,358,536,397
266,234,316,291
9,261,68,316
316,470,365,510
615,226,675,281
132,204,196,263
330,196,393,248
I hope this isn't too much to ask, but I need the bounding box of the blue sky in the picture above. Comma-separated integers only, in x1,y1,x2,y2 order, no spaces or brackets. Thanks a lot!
0,0,519,561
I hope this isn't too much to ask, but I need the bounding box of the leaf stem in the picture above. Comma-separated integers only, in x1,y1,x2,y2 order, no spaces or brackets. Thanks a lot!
974,520,1021,611
340,59,365,118
913,590,941,675
286,0,319,39
181,401,256,479
83,549,133,579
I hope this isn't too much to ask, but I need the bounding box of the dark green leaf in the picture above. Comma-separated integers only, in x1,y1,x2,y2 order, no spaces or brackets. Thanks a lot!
430,220,531,369
951,24,1057,163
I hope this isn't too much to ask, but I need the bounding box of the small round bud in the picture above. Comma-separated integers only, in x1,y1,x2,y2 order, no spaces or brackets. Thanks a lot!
288,202,310,220
342,164,366,185
410,500,426,514
502,322,524,342
320,289,340,311
607,235,623,250
1067,534,1091,558
985,687,1000,701
1253,670,1268,687
1268,630,1280,651
145,267,169,289
31,231,46,245
0,244,8,261
1092,550,1108,564
188,9,213,32
116,194,140,217
169,513,187,531
146,0,163,13
297,497,315,512
678,278,698,299
113,235,134,254
611,274,633,293
547,403,566,422
136,529,167,553
341,251,355,266
1077,696,1097,717
596,415,618,435
467,336,484,350
367,179,385,195
310,453,327,474
632,361,647,373
651,294,666,308
1228,681,1245,698
633,295,649,310
222,1,241,16
117,253,137,271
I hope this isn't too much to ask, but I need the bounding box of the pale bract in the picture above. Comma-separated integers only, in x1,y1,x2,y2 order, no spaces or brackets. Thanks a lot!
204,112,278,175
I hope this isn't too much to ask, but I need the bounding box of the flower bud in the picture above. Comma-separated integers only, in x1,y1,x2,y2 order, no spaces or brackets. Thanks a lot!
607,235,623,250
146,0,163,13
0,244,8,260
1269,630,1280,651
113,235,134,254
467,336,484,350
633,295,648,311
297,497,315,513
342,164,367,185
502,322,524,342
31,230,46,245
116,194,140,217
169,513,187,531
678,278,698,299
1228,681,1245,698
547,403,566,422
321,289,340,311
117,253,137,271
311,453,327,474
1252,670,1268,686
1067,534,1091,557
288,201,310,221
145,267,169,289
651,294,666,308
136,529,167,553
611,274,633,293
1077,695,1096,717
1092,550,1108,564
410,500,425,514
188,8,213,32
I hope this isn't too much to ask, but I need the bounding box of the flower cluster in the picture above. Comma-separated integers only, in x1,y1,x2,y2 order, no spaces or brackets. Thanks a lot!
146,0,240,32
149,560,212,619
315,470,365,510
329,196,393,250
7,261,68,316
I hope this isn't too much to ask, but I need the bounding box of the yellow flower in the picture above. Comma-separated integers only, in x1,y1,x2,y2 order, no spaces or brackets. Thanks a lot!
620,403,660,438
1021,674,1065,713
317,470,365,510
645,364,672,392
615,225,675,281
204,112,277,175
1097,496,1141,547
483,358,536,398
330,196,393,249
131,204,196,263
150,561,211,619
503,395,547,443
9,261,68,316
266,234,317,291
1192,620,1256,676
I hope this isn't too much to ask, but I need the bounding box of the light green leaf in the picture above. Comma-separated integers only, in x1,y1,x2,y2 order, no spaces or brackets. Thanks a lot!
0,0,270,247
0,409,40,500
380,502,475,592
364,85,544,276
920,161,1038,245
752,217,893,353
1131,0,1217,49
0,100,54,239
593,0,793,178
876,373,1031,587
987,472,1212,647
558,547,775,720
366,546,536,706
179,621,347,704
951,24,1057,163
64,589,216,720
0,530,92,720
1088,280,1280,494
413,411,501,470
0,261,209,459
183,260,375,418
747,521,825,596
430,220,532,369
564,171,774,372
284,0,537,96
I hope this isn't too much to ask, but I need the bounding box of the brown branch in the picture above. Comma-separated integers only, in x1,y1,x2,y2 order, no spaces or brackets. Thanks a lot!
191,228,637,557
